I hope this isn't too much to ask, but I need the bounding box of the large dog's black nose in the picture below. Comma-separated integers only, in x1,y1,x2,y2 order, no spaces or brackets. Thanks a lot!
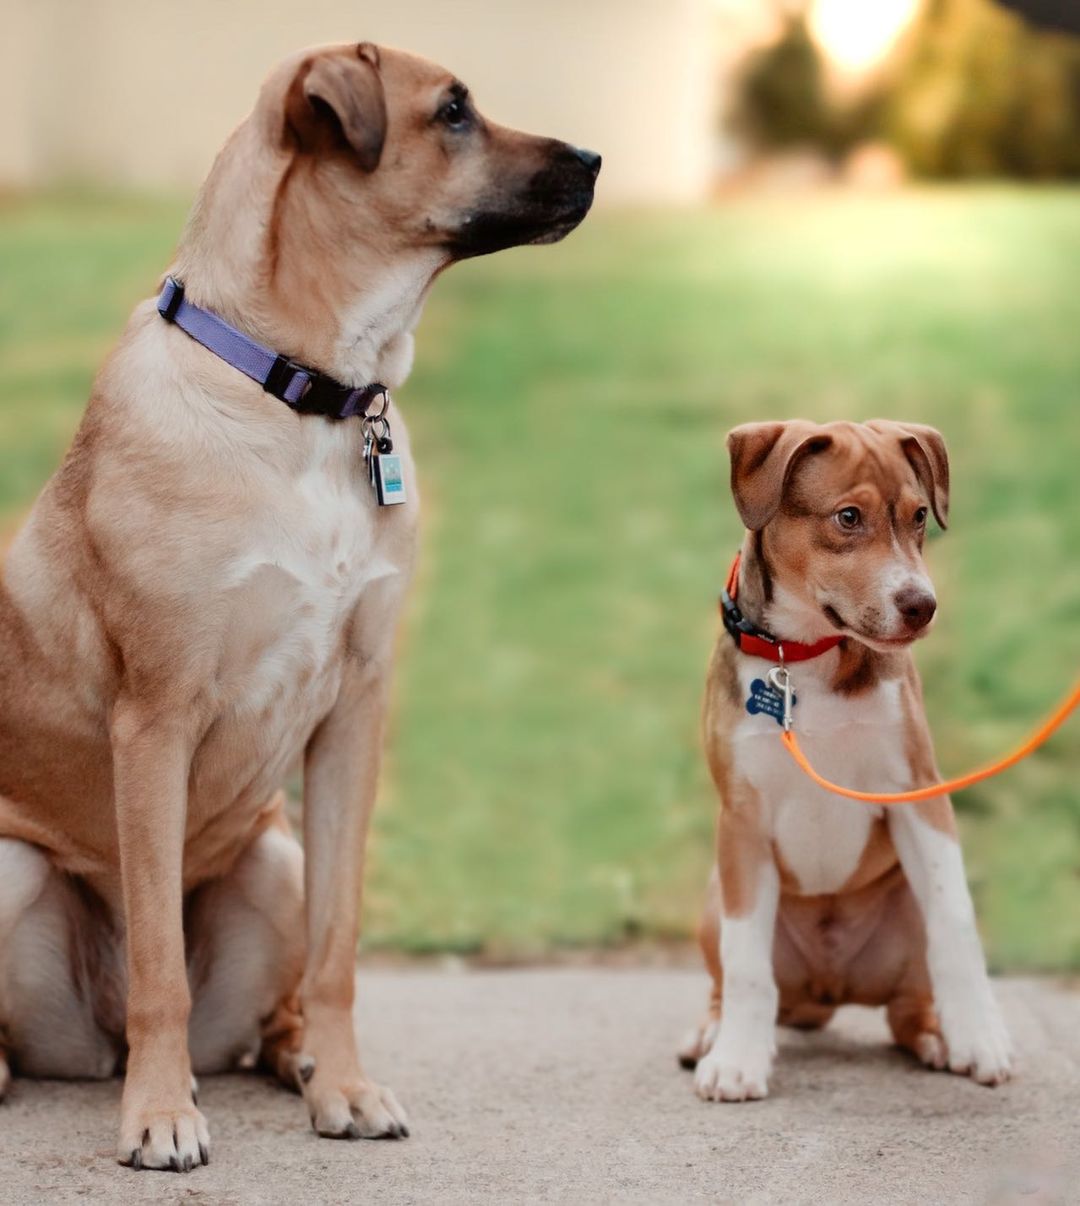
572,147,602,178
894,587,937,632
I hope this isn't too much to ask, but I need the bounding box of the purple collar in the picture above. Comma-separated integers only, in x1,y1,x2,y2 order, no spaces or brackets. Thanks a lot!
156,276,387,421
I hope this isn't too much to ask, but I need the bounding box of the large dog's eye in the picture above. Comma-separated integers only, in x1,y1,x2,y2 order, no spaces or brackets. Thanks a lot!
834,506,862,531
439,97,468,128
913,506,928,526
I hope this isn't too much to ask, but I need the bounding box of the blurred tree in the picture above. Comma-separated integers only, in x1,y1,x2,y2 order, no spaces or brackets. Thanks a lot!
728,0,1080,178
734,13,830,149
732,10,885,159
888,0,1080,177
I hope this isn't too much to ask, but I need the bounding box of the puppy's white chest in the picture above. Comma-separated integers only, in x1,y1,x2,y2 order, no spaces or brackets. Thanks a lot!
731,663,910,894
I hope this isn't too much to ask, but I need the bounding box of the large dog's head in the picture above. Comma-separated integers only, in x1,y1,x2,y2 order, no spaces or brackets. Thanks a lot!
276,42,600,258
727,420,949,652
177,43,600,383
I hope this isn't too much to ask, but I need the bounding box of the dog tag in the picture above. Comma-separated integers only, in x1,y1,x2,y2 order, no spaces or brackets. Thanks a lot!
372,451,407,506
745,677,796,727
362,412,406,508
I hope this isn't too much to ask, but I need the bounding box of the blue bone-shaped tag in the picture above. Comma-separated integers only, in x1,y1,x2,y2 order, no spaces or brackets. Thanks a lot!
745,677,796,726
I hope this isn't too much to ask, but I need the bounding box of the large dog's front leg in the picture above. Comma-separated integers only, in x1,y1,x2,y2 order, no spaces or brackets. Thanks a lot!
112,703,209,1171
889,802,1012,1085
299,656,409,1140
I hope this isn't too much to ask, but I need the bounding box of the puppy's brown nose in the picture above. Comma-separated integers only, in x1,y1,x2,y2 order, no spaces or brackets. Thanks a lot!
894,587,937,632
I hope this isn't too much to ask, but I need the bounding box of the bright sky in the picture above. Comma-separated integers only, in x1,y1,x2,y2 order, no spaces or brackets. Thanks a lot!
808,0,922,71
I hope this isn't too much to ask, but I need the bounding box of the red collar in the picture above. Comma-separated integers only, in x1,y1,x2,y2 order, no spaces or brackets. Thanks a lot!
720,553,844,664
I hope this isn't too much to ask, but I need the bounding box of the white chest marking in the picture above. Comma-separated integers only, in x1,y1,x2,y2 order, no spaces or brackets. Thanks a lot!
226,433,401,717
727,659,911,894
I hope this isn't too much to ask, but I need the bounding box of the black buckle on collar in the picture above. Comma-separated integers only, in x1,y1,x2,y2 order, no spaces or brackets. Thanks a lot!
264,354,306,403
300,372,362,419
720,587,777,649
303,377,386,421
159,276,184,323
264,357,383,421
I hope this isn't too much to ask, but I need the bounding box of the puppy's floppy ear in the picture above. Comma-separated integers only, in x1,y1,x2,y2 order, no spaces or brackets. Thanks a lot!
867,420,950,530
285,43,387,172
726,421,834,531
901,423,950,530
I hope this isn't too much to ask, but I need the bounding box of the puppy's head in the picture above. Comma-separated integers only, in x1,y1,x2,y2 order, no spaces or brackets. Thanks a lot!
275,42,600,259
727,420,949,652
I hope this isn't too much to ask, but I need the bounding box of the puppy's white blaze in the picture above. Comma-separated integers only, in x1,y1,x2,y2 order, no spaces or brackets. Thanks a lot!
878,558,934,614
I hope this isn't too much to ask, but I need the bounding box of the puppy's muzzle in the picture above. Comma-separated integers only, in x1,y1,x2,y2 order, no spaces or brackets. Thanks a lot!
894,586,937,633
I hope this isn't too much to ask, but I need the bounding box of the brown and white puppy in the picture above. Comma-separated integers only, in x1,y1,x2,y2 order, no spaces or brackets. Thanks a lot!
0,43,599,1170
679,420,1012,1101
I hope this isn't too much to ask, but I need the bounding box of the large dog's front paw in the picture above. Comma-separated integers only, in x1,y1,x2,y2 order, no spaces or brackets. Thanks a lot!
941,997,1013,1086
693,1040,773,1102
303,1067,409,1139
118,1098,210,1172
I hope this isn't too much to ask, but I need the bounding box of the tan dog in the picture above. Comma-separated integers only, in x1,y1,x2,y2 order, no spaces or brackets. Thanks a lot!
0,42,598,1170
679,420,1012,1101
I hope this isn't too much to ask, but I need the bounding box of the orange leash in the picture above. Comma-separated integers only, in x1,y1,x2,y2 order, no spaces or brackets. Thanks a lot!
777,676,1080,805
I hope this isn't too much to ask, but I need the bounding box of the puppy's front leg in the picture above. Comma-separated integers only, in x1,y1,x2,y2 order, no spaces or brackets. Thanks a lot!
889,801,1012,1085
112,704,209,1171
695,812,780,1102
298,654,409,1140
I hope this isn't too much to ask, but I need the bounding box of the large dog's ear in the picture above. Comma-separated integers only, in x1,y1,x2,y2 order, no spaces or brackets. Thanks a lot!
285,43,387,171
867,420,950,530
726,420,834,531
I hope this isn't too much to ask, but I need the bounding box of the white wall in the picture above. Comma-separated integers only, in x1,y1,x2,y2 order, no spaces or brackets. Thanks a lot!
0,0,716,203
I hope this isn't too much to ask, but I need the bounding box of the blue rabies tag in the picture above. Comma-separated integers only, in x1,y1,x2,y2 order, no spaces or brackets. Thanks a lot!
746,677,796,727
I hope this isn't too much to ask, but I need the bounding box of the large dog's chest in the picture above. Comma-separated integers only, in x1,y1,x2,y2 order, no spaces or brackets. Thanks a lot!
728,661,913,895
190,455,406,829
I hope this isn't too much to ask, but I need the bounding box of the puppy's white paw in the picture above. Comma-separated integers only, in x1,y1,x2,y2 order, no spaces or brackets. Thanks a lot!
942,998,1013,1086
912,1031,948,1071
693,1044,772,1102
677,1017,719,1070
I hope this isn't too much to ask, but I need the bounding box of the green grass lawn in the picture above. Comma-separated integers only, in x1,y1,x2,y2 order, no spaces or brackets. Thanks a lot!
2,188,1079,969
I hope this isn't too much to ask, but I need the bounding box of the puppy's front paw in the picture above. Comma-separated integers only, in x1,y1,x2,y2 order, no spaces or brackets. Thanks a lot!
676,1016,720,1070
304,1068,409,1139
912,1030,948,1071
693,1044,772,1102
118,1100,210,1172
942,1001,1013,1086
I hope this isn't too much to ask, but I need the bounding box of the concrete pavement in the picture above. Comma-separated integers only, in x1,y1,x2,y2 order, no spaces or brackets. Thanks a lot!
0,969,1076,1204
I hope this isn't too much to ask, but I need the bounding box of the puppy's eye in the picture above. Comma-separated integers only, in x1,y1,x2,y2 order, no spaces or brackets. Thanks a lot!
914,506,928,526
834,506,862,531
440,98,468,128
